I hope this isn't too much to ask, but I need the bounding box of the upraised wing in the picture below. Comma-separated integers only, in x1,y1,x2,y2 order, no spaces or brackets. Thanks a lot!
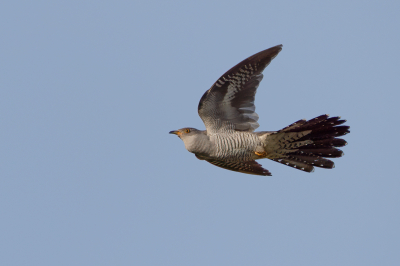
198,45,283,132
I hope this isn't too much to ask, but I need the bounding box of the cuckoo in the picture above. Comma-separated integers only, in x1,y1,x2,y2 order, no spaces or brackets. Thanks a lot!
169,45,350,176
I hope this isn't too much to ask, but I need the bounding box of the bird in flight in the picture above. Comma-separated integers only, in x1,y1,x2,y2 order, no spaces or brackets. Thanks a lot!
170,45,349,176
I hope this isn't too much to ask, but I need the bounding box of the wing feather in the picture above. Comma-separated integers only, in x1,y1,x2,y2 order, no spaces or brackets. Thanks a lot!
198,45,283,132
205,159,271,176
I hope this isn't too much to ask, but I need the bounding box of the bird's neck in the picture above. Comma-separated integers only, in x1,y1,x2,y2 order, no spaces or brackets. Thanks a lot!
183,132,212,155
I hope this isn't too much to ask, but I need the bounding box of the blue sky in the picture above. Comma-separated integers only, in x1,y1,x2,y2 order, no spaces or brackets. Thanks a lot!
1,1,399,265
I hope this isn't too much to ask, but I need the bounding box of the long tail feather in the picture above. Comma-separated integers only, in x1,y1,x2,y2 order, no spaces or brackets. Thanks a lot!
263,115,350,172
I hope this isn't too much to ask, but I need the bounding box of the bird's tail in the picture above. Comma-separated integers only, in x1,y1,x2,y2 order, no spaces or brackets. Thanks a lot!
260,115,349,172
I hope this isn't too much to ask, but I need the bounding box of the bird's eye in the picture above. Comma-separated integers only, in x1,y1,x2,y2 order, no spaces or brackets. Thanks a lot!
185,129,190,133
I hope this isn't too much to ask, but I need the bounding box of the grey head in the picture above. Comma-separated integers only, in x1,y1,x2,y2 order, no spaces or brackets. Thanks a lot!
169,127,211,155
169,127,201,139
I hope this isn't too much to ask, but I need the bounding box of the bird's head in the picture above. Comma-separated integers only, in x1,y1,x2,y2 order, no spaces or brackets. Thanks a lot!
169,127,207,153
169,127,200,139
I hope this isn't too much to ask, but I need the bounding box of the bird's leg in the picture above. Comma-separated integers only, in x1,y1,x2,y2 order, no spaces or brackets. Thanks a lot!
255,146,267,158
255,151,267,157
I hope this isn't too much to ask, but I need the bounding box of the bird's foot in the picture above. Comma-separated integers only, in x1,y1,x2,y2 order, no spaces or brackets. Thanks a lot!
255,151,267,158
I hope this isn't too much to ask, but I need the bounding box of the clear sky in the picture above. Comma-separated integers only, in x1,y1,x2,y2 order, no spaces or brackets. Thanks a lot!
1,1,399,265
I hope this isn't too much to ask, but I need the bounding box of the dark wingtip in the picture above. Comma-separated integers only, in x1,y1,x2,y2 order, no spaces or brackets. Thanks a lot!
262,169,272,176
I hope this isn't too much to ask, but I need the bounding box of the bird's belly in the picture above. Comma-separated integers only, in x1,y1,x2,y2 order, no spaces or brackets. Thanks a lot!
212,132,261,161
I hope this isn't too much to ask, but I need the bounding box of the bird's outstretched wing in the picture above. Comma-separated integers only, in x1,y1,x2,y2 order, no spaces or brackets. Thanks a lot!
198,45,283,133
205,159,271,176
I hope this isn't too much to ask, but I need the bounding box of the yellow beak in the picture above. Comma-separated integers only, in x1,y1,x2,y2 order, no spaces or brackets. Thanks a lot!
169,130,181,135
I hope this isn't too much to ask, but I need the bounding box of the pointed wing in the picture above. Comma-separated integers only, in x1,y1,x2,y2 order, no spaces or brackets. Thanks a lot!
198,45,283,133
205,159,271,176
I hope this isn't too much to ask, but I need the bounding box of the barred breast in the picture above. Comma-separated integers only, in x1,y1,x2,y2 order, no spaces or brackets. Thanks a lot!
211,131,261,161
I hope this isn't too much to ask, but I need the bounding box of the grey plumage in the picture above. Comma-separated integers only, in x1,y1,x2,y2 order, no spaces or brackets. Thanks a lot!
170,45,350,176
